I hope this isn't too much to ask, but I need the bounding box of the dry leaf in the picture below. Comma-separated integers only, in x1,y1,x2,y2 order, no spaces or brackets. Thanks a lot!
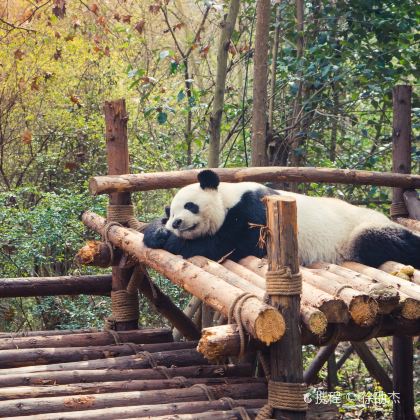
199,44,210,57
21,129,32,145
70,94,81,104
113,12,121,21
53,48,62,60
14,49,25,60
149,4,160,14
122,15,131,23
134,19,145,33
104,46,110,56
30,78,40,91
89,3,99,14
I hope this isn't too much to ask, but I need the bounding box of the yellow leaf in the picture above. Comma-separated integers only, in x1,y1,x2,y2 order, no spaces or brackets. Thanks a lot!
21,129,32,145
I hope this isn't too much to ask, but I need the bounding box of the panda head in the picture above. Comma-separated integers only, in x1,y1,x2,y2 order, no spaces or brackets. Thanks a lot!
165,170,226,239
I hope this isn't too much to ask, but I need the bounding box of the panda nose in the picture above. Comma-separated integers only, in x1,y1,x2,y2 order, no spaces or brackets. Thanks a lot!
172,218,182,229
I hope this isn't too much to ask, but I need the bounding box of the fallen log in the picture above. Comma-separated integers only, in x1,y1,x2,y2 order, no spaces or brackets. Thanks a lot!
0,328,172,351
379,261,420,286
149,409,260,420
309,263,400,315
239,256,350,323
190,256,327,335
0,363,253,387
0,341,197,368
6,398,265,420
88,167,420,195
0,275,111,297
0,377,265,400
1,348,207,375
0,382,268,416
82,211,285,345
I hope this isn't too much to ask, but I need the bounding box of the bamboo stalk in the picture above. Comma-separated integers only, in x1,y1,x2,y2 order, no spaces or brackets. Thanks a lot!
81,211,285,345
88,167,420,195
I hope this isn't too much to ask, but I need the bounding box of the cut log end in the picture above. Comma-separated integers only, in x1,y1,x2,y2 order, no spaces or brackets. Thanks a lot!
401,298,420,320
349,296,379,327
254,307,285,345
304,310,328,336
75,241,102,265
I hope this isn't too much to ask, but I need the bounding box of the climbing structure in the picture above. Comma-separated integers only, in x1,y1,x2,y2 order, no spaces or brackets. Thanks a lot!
0,87,419,419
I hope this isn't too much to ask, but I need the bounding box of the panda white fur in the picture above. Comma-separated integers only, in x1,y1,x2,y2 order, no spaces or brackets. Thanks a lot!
143,169,420,268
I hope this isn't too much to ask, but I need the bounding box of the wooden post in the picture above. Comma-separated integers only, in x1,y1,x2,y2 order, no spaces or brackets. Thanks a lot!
265,196,306,419
391,85,415,420
104,99,138,331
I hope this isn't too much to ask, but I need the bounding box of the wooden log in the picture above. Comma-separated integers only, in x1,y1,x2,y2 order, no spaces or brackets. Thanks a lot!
0,275,111,297
0,377,265,400
75,241,123,268
0,382,268,416
309,263,400,315
0,328,99,338
379,261,420,286
336,344,353,370
0,328,172,351
150,408,260,420
341,262,420,302
82,211,285,345
6,399,265,420
0,341,197,368
311,262,418,319
191,256,326,335
105,99,138,331
173,296,202,341
238,257,349,323
301,267,378,326
351,342,392,394
2,348,208,375
303,344,337,385
395,217,420,233
88,167,420,195
0,363,253,387
134,267,201,341
264,196,305,420
198,315,420,358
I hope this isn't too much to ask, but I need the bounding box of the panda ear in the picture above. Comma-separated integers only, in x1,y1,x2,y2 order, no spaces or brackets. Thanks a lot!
198,170,220,190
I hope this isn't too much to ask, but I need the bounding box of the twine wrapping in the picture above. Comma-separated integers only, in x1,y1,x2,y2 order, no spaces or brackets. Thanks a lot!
107,204,146,231
219,397,251,420
192,383,215,401
110,290,139,322
265,267,302,296
390,202,408,218
256,380,308,419
228,292,257,359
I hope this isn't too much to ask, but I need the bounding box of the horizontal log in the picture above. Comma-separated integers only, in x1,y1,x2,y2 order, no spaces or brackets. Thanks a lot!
1,348,207,375
0,328,172,350
0,382,268,416
200,316,420,357
190,256,326,335
238,256,350,323
88,167,420,195
0,363,253,387
0,328,99,338
395,217,420,232
379,261,420,286
0,377,265,400
7,398,265,420
0,341,197,368
82,211,285,345
309,263,400,315
0,275,111,297
150,408,260,420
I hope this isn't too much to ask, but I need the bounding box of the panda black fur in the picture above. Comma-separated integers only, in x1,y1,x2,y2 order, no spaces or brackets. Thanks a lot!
143,170,420,268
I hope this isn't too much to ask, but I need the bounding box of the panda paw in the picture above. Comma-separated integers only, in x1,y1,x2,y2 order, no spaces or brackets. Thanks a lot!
143,222,171,249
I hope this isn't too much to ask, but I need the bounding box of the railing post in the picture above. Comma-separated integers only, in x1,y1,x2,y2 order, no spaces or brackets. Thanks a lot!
104,99,138,331
263,196,306,419
391,85,414,420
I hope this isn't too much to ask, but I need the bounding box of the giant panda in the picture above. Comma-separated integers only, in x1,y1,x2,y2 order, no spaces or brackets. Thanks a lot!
143,169,420,268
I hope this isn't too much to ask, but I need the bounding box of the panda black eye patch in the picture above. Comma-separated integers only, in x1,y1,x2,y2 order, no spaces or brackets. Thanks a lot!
184,202,199,214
